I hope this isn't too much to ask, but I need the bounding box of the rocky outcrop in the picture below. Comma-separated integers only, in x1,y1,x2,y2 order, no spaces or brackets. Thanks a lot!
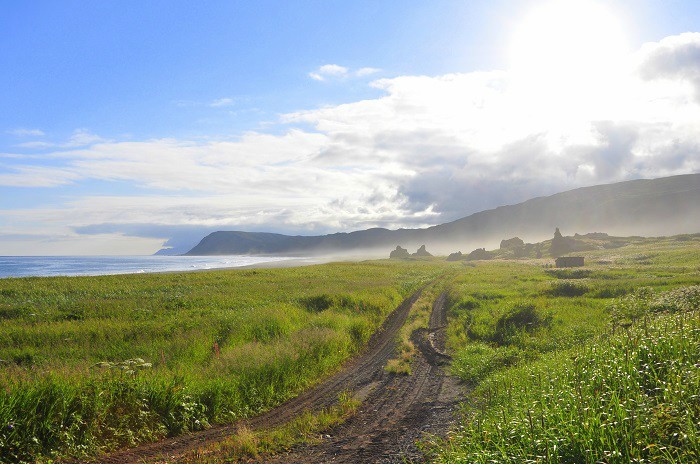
467,248,491,260
500,237,525,249
390,246,411,259
550,228,596,257
412,245,433,257
446,251,464,261
550,228,572,257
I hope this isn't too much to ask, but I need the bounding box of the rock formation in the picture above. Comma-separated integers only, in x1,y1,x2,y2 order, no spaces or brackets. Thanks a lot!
390,246,411,259
549,228,571,257
467,248,491,260
500,237,525,249
412,245,433,257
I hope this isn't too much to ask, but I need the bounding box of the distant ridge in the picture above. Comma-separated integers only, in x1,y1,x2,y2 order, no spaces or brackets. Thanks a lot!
185,173,700,256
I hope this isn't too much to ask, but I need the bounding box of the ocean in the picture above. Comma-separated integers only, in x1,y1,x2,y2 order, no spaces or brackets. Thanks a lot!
0,255,296,278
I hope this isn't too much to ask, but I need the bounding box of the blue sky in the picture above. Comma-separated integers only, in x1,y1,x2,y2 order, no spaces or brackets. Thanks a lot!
2,0,505,140
2,0,700,255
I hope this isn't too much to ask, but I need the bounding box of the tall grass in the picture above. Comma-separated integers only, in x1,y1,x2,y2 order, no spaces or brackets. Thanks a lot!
432,286,700,463
446,262,610,386
0,261,444,462
431,236,700,464
182,391,361,463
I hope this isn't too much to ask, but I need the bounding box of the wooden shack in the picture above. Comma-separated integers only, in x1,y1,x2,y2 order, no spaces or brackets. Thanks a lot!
555,256,584,268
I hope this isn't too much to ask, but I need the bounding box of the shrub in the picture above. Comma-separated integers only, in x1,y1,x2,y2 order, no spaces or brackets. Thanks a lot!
462,302,553,348
546,279,589,297
492,303,552,346
588,284,630,298
298,294,334,312
545,269,592,279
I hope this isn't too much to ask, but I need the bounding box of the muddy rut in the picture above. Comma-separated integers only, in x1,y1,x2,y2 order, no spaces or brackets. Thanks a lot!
91,289,463,464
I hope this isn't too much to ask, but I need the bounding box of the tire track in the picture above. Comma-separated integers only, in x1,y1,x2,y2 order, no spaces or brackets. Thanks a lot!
265,291,464,464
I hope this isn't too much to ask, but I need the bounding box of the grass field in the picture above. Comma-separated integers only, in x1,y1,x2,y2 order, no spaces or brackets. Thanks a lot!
0,260,444,462
1,233,699,463
428,234,700,463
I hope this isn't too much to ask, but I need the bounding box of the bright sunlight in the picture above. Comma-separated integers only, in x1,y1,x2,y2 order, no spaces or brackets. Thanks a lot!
507,0,630,142
510,0,628,80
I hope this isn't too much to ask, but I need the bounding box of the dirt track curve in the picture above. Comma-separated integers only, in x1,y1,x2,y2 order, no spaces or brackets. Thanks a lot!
265,291,463,463
90,288,464,464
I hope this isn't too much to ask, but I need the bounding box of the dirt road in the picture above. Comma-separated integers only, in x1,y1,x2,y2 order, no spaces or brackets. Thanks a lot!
266,291,463,463
92,288,463,464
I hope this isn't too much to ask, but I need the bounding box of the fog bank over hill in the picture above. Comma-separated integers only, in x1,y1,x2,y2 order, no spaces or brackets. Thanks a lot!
185,174,700,257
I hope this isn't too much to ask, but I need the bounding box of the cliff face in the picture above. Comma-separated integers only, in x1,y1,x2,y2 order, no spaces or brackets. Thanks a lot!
186,174,700,256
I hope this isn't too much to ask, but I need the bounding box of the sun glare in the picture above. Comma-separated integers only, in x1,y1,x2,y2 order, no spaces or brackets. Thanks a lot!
507,0,629,134
510,0,627,77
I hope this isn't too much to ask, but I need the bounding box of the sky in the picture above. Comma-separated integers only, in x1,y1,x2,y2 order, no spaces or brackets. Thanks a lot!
2,0,700,255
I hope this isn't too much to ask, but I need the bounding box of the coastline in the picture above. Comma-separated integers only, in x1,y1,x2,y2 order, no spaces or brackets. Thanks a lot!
159,256,333,274
0,255,328,279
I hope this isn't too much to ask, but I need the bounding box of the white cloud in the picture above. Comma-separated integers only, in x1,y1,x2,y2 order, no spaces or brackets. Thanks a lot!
320,64,348,74
292,34,700,218
174,97,236,108
637,32,700,103
173,99,197,107
0,231,163,256
7,128,45,137
309,64,349,81
67,128,106,146
16,141,54,149
0,165,80,187
2,33,700,254
209,97,235,107
356,67,381,77
309,64,379,81
14,128,107,150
